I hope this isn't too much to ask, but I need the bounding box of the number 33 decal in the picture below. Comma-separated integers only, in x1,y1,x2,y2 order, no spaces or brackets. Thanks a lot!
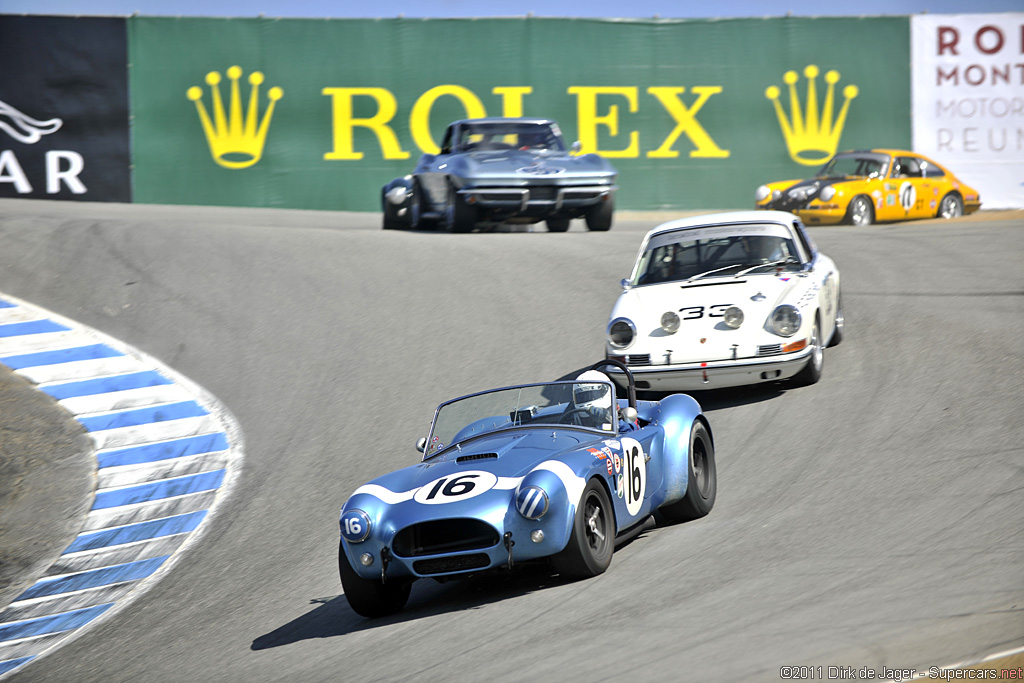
621,437,647,516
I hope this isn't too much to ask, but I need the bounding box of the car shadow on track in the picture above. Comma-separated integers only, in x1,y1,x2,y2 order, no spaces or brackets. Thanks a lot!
250,564,585,648
250,531,655,649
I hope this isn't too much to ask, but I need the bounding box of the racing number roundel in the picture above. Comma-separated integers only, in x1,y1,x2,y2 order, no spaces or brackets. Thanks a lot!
621,437,646,516
899,181,916,212
413,470,498,504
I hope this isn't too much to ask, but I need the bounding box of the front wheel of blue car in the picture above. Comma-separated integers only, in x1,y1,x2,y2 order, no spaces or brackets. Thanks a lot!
584,195,614,231
553,478,614,580
338,540,412,618
658,420,716,523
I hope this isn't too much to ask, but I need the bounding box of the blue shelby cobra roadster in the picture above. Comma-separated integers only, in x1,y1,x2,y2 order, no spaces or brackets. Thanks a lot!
337,360,716,617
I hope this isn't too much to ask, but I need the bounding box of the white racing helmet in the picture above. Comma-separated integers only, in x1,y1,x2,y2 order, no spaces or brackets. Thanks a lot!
574,370,613,413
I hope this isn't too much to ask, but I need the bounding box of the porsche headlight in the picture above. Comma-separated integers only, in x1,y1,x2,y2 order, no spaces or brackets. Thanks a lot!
724,306,744,329
516,486,549,520
819,185,836,201
607,318,636,349
660,311,680,334
755,185,771,202
769,305,802,337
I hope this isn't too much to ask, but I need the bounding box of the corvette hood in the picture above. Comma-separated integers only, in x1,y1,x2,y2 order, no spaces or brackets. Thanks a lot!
611,272,810,361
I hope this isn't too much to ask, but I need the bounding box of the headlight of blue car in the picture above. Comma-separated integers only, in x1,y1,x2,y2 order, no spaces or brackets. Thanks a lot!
769,304,802,337
515,485,549,520
340,508,372,543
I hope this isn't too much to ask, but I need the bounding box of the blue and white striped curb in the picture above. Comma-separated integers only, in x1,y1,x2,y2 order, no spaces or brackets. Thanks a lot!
0,293,244,679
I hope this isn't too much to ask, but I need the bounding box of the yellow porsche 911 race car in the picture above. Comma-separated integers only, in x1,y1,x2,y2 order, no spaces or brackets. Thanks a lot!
755,149,981,226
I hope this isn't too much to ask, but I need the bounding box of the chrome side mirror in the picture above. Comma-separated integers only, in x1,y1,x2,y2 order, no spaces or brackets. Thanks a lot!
415,437,426,453
571,140,582,154
620,278,631,290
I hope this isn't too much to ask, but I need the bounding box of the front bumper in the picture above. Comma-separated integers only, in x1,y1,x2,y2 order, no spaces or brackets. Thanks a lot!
608,347,813,390
460,184,614,214
756,202,845,225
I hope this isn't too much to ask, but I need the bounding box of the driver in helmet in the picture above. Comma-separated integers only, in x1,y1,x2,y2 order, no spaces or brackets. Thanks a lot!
568,370,637,431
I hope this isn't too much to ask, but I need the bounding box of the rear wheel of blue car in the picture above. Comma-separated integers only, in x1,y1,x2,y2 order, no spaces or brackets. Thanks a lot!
338,540,412,618
553,478,614,579
658,420,716,523
584,195,614,231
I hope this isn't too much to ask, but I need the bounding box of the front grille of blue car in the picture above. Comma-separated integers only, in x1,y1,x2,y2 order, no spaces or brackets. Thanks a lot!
393,518,500,558
758,344,783,355
527,186,558,201
413,554,491,575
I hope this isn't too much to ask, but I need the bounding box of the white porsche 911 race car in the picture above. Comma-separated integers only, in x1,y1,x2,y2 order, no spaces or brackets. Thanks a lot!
604,211,843,391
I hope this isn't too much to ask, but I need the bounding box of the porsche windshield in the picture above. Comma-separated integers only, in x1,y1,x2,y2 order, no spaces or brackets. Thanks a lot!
632,223,801,286
424,381,616,457
816,152,888,179
455,122,566,153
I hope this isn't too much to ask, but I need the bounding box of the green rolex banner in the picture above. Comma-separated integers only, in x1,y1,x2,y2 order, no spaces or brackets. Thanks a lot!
128,16,911,211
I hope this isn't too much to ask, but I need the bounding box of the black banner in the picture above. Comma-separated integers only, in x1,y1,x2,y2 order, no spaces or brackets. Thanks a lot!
0,16,131,202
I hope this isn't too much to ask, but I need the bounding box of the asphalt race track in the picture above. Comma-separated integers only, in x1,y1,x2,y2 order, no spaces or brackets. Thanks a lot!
0,199,1021,682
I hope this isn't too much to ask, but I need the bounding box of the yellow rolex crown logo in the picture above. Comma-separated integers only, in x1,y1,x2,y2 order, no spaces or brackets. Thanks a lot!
187,66,283,169
765,65,858,166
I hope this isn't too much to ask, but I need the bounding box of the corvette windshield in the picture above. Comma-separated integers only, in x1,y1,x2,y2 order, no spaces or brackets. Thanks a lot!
424,381,616,457
455,122,566,153
816,153,888,179
632,223,800,286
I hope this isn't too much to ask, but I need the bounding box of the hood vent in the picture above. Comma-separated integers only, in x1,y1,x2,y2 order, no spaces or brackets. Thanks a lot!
679,280,748,289
456,452,498,463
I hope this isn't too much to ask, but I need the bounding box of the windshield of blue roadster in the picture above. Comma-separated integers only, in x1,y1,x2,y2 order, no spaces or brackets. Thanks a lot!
424,381,616,457
455,122,566,153
632,223,803,286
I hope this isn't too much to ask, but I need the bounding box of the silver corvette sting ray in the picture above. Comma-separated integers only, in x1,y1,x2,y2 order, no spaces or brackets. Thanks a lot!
381,118,618,233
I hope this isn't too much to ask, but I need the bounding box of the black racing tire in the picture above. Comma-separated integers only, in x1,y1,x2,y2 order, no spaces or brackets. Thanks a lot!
552,478,614,580
828,292,844,347
791,316,823,386
445,181,477,233
845,195,874,226
546,217,571,232
338,540,412,618
584,196,614,231
382,188,405,230
658,420,716,523
938,193,963,220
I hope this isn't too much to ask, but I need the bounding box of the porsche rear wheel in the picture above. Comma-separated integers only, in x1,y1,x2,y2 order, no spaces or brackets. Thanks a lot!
553,478,614,579
792,317,823,386
938,194,963,220
846,196,874,226
658,420,716,523
338,540,412,618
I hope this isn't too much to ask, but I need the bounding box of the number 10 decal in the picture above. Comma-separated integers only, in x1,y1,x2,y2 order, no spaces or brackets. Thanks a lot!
412,471,498,504
621,437,646,516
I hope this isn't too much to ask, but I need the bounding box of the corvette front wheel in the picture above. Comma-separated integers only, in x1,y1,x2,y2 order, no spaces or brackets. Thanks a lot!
338,540,412,618
584,195,614,231
553,479,614,579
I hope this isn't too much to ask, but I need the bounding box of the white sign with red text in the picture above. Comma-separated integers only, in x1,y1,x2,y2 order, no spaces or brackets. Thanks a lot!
911,13,1024,209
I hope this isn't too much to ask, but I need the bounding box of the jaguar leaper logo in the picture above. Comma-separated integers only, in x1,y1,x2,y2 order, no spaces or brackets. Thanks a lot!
765,65,858,166
187,66,283,169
